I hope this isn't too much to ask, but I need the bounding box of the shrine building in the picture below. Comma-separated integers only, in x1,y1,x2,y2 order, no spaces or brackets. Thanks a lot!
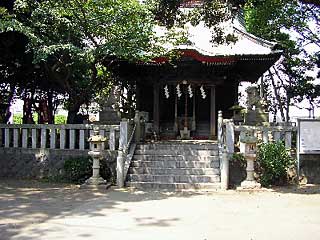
106,3,281,140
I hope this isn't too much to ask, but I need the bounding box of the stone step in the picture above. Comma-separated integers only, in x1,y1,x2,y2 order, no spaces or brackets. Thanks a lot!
134,149,218,156
132,155,219,162
131,160,220,169
126,182,221,190
136,144,218,151
129,167,220,175
127,174,220,183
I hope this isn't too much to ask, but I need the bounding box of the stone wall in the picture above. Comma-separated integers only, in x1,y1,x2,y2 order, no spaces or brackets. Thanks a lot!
0,148,117,180
300,154,320,184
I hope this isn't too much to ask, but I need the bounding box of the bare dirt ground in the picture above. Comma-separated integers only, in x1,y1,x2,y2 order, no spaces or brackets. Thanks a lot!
1,179,320,240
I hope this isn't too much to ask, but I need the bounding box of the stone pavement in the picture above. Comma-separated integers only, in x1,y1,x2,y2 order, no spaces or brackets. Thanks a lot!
1,180,320,240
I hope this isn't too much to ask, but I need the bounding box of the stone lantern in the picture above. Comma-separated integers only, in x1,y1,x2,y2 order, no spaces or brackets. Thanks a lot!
84,128,107,186
239,130,261,189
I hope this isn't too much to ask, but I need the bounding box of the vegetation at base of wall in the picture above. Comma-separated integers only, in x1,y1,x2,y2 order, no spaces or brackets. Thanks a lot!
229,152,247,187
256,141,295,187
231,152,246,166
230,152,247,173
63,157,113,184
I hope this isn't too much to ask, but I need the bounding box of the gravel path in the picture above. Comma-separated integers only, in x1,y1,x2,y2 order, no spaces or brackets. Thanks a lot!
1,179,320,240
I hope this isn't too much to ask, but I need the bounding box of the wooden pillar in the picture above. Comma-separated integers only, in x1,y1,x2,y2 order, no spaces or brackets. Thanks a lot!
184,87,188,128
210,86,216,138
136,81,141,111
153,82,160,134
235,81,239,105
260,75,264,99
192,91,196,131
174,93,178,132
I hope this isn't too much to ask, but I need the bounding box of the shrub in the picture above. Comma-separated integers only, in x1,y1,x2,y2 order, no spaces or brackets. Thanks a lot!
63,157,112,184
256,141,295,187
64,157,92,183
229,153,247,187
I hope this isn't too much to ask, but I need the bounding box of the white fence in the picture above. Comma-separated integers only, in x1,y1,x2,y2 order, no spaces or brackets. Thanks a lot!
0,124,120,151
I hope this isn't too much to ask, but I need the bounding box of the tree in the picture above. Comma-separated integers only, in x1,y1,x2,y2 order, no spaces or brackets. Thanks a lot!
1,0,177,123
245,0,320,120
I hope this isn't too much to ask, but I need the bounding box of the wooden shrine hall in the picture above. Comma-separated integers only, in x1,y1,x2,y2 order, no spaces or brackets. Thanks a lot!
108,11,281,139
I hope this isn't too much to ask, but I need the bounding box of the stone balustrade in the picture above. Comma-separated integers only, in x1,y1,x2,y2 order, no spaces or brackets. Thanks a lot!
217,110,298,189
0,124,120,151
232,124,297,150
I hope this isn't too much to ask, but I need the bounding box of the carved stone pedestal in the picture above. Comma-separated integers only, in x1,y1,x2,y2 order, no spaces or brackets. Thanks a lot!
238,157,261,190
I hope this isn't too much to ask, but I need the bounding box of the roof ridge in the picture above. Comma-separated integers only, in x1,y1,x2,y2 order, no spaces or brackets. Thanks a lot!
233,26,277,49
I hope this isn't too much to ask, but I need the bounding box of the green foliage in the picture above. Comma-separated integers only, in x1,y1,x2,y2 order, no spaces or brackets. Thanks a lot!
64,157,92,184
146,0,240,45
230,152,247,174
1,0,186,123
231,152,246,167
13,113,38,124
13,113,23,124
54,115,66,124
256,141,295,186
63,157,112,184
244,0,320,117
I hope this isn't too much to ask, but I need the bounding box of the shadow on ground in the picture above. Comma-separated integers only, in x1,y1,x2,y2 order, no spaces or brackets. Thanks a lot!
270,184,320,195
0,179,202,239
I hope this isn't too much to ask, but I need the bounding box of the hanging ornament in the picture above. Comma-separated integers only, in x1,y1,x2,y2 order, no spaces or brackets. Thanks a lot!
200,85,206,99
164,85,170,99
188,85,193,98
176,84,182,98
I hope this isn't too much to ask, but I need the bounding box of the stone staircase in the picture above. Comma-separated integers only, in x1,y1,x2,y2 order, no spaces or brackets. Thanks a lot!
126,141,221,190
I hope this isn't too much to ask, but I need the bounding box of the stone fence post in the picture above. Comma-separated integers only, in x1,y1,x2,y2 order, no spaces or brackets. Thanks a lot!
221,149,229,190
217,111,223,151
225,119,235,155
134,111,141,143
117,119,129,188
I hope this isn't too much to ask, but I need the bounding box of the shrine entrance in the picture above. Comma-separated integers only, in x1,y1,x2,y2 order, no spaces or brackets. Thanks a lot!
158,83,215,139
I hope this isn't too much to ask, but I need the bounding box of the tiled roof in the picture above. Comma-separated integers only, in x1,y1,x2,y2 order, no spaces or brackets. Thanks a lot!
169,18,281,57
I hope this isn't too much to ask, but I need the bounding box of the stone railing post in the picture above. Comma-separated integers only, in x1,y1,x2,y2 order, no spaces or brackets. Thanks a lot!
117,119,129,188
285,131,292,150
134,111,141,143
221,149,229,190
217,111,223,151
13,128,19,148
117,150,124,188
50,127,56,149
225,120,235,154
119,119,128,150
109,127,116,151
4,128,10,148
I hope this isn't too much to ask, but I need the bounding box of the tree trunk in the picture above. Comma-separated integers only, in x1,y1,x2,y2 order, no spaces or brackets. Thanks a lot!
47,91,54,124
272,66,290,122
66,99,82,124
269,70,286,122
